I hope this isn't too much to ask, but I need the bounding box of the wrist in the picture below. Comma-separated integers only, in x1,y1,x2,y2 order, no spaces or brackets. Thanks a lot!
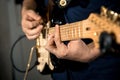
22,0,37,12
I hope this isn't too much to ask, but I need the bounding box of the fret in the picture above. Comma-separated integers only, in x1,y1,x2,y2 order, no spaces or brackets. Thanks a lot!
71,27,74,38
78,23,81,38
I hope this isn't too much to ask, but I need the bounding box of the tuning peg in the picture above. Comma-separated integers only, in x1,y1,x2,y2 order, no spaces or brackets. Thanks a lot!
107,10,119,22
100,6,108,17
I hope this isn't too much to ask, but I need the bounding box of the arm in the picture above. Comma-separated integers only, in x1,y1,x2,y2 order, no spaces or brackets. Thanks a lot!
22,0,37,13
21,0,43,40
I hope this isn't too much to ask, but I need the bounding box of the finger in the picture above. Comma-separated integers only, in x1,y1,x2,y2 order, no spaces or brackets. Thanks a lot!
22,11,36,21
26,32,40,40
54,25,62,46
46,34,57,54
27,10,41,21
22,20,40,29
25,25,43,36
26,15,35,21
23,25,43,40
30,20,41,29
47,34,55,46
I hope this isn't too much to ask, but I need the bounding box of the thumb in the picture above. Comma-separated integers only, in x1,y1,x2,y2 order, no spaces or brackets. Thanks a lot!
27,10,41,21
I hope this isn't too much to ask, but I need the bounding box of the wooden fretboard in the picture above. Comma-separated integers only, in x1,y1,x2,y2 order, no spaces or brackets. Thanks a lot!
47,13,120,48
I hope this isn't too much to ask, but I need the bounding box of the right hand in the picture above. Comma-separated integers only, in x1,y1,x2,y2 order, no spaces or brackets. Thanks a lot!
21,9,43,40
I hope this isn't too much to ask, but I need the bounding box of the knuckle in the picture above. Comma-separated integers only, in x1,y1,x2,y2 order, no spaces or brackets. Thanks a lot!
27,36,34,40
26,35,31,40
57,52,68,59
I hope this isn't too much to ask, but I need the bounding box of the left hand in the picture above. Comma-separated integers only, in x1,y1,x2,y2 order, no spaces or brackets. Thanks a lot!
45,25,101,62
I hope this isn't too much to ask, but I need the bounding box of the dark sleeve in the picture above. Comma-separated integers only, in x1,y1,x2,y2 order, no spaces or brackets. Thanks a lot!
35,0,48,22
64,0,119,23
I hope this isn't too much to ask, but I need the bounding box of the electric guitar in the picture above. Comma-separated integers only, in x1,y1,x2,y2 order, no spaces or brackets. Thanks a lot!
36,7,120,72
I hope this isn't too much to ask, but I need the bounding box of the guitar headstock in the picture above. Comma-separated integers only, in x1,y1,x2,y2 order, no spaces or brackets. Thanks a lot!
88,6,120,27
87,6,120,47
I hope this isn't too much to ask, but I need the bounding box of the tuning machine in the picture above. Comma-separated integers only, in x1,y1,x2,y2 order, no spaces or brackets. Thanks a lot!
101,6,120,24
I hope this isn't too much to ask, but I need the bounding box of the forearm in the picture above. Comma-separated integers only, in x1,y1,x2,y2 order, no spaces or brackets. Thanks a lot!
66,41,101,63
78,43,101,63
22,0,37,14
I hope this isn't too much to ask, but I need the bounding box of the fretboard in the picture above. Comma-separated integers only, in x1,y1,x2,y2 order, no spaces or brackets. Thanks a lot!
48,21,84,41
48,14,101,43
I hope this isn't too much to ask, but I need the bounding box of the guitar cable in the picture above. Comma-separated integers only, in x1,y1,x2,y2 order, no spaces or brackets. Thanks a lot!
10,35,37,78
23,46,37,80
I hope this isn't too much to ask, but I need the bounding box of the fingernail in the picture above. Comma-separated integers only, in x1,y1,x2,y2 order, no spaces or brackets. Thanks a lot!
47,34,51,40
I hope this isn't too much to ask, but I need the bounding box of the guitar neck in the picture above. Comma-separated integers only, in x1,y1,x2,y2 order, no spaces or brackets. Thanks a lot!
48,14,101,42
47,13,120,48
